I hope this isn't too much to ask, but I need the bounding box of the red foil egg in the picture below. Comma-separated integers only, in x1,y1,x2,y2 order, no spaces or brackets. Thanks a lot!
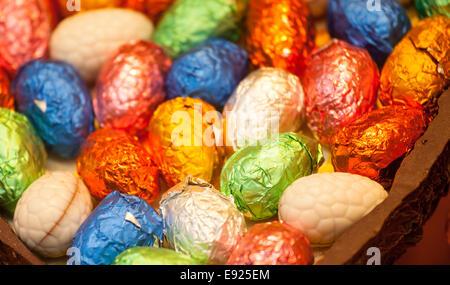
0,68,13,110
243,0,315,78
0,0,53,76
93,40,171,136
122,0,175,23
226,221,314,265
303,40,379,145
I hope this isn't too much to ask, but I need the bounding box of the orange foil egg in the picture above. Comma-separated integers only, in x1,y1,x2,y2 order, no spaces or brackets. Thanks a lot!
0,68,13,110
243,0,315,77
226,221,314,265
331,105,428,186
0,0,53,76
143,97,222,187
77,128,160,203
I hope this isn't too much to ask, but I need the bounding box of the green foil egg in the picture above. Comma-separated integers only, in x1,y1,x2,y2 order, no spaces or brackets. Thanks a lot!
220,133,323,221
152,0,248,58
112,246,201,265
0,108,46,215
415,0,450,18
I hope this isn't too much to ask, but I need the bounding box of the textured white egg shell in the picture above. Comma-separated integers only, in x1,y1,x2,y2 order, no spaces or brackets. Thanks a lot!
279,172,388,247
223,67,305,151
13,171,93,258
50,8,154,84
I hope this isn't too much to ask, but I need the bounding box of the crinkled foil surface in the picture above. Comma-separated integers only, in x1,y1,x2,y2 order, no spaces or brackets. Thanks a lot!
415,0,450,18
0,68,13,109
113,246,200,265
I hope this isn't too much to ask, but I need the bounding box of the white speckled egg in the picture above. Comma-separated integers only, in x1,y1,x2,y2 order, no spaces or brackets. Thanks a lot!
50,8,153,84
13,171,93,258
278,172,388,247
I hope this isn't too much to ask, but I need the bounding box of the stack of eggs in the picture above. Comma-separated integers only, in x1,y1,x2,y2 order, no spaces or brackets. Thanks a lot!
0,0,448,265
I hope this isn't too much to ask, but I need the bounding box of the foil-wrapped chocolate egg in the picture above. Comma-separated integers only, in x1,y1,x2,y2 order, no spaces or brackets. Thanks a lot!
77,128,160,203
221,133,324,221
50,8,153,84
379,16,449,117
69,191,163,265
415,0,450,18
303,40,379,146
279,172,388,247
327,0,411,67
122,0,175,23
144,97,222,187
93,40,171,135
0,68,13,110
223,68,305,151
0,108,47,215
166,38,249,109
331,105,428,186
152,0,248,58
0,0,53,76
226,221,314,265
13,171,93,258
12,59,94,158
159,176,247,264
243,0,315,77
113,246,200,265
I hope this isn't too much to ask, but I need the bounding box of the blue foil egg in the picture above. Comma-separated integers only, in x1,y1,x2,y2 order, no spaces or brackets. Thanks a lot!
166,38,248,109
327,0,411,67
68,191,163,265
11,59,94,158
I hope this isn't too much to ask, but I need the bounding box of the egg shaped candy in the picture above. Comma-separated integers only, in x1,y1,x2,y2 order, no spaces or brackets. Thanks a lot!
279,172,388,247
13,171,93,258
223,68,305,151
152,0,248,58
415,0,450,18
379,16,449,117
144,97,222,187
11,59,94,158
50,8,153,84
77,128,160,203
226,221,314,265
122,0,175,23
221,133,324,221
0,108,46,215
93,40,172,135
113,246,200,265
0,68,13,109
327,0,411,67
243,0,315,77
303,40,379,146
166,38,248,109
159,176,247,264
0,0,53,75
69,191,163,265
331,105,428,186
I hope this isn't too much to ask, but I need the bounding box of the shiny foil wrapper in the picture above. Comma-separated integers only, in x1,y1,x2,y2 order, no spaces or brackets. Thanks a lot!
226,221,314,265
0,69,13,110
379,16,449,117
166,38,249,109
243,0,315,77
0,0,52,76
113,246,200,265
122,0,175,23
0,108,46,215
159,176,247,264
12,59,94,158
223,68,306,152
303,40,379,146
327,0,411,67
331,105,428,186
70,191,163,265
77,128,160,203
93,40,171,135
152,0,248,58
415,0,450,18
220,133,324,221
144,97,222,187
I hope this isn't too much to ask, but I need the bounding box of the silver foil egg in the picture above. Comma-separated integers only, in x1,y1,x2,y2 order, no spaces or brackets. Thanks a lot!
159,175,247,264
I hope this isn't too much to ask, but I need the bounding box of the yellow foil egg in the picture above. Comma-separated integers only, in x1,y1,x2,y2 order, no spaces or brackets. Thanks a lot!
143,97,223,187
